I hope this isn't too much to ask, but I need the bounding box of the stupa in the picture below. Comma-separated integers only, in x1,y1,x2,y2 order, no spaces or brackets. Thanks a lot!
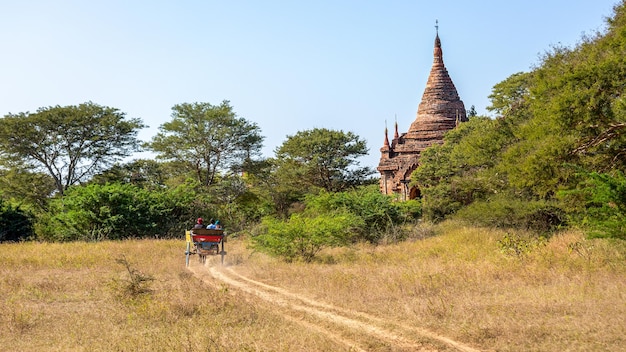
377,24,467,200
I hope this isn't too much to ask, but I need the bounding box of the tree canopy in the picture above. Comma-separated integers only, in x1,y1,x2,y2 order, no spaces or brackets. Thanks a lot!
411,1,626,237
274,128,373,193
146,101,264,186
0,102,145,196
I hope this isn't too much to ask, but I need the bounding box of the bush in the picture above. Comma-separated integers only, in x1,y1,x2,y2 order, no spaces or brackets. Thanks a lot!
498,232,547,257
454,194,566,234
251,212,364,262
110,256,154,300
0,198,34,242
303,185,410,243
40,182,200,241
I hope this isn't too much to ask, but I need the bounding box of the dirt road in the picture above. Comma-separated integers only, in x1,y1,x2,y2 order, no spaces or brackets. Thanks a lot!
188,261,481,352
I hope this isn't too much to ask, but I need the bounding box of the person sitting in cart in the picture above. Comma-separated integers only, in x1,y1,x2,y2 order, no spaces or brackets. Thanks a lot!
193,218,205,229
206,219,217,229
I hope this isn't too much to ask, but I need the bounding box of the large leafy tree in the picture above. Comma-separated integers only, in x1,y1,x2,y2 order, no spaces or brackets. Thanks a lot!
274,128,373,193
0,102,145,196
146,101,264,186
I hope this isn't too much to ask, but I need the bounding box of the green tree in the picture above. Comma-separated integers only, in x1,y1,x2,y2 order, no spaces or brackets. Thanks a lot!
467,105,477,117
0,168,56,212
0,102,145,196
486,71,532,118
0,198,34,242
274,128,373,193
90,159,173,190
558,170,626,239
412,117,506,221
304,185,410,243
146,101,264,186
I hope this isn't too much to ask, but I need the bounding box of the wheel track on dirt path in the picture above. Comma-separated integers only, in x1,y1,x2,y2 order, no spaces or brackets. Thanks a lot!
188,263,368,351
189,263,481,352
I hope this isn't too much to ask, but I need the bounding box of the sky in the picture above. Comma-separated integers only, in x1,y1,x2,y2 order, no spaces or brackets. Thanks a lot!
0,1,619,170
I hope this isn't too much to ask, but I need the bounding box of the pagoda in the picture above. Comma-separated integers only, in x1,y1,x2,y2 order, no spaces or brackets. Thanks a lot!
377,26,467,200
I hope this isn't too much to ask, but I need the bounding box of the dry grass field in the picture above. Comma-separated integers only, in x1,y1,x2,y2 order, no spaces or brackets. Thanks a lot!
1,221,625,351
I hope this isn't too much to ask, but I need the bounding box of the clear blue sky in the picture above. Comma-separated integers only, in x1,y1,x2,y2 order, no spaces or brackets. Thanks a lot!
0,1,618,169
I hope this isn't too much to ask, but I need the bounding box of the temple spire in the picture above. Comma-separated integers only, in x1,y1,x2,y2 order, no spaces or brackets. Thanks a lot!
393,115,399,139
434,20,442,64
377,21,466,200
383,125,390,148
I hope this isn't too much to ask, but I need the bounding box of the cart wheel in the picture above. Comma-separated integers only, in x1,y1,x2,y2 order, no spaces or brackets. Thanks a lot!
185,242,190,267
220,241,225,265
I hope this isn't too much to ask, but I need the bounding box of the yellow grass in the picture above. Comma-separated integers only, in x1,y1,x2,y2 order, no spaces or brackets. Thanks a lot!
235,223,626,351
1,222,625,351
0,240,345,351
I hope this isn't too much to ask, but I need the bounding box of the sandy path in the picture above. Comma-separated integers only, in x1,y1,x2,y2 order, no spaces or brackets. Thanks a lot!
188,262,481,352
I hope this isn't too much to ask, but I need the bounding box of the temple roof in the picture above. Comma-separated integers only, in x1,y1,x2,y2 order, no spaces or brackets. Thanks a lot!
377,26,468,198
405,31,467,141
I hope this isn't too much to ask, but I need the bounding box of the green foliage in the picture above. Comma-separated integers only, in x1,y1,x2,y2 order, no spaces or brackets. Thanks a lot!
40,182,199,241
497,6,626,198
0,198,34,242
487,71,532,118
558,171,626,239
413,3,626,232
209,174,274,232
0,102,145,196
90,159,172,190
251,212,363,262
412,117,509,222
304,185,417,243
146,101,264,186
454,194,566,234
274,128,373,193
0,168,56,213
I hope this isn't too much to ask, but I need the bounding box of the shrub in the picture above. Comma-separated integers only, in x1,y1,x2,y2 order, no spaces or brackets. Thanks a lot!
303,185,409,243
251,212,364,262
0,198,34,242
454,194,566,234
110,256,154,300
498,232,547,257
40,182,200,241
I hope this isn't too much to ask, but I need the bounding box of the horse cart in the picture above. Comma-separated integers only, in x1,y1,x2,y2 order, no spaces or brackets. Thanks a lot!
185,228,226,266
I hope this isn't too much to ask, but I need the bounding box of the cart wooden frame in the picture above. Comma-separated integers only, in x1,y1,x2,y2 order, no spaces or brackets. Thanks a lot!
185,228,226,266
